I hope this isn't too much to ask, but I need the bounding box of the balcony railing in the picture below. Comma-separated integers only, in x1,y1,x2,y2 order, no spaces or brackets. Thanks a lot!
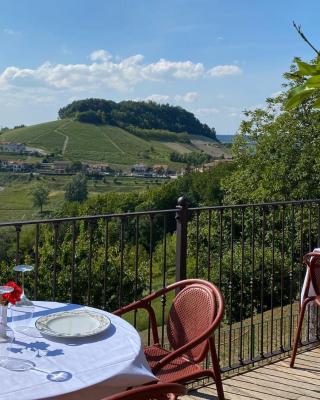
0,197,320,375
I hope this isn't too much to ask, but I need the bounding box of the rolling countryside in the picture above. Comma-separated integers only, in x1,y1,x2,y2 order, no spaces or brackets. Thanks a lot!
0,120,226,170
0,116,230,221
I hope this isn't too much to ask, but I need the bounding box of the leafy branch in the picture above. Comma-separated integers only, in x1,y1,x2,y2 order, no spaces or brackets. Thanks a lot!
284,23,320,110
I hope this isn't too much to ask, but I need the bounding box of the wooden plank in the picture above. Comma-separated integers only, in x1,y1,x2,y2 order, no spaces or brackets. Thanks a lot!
263,363,320,381
224,378,300,399
295,351,320,360
185,388,255,400
232,373,320,399
240,363,320,387
251,369,320,391
184,348,320,400
220,382,289,400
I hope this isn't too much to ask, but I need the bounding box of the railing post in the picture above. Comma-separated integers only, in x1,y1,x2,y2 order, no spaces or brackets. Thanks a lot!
175,196,188,282
15,224,22,266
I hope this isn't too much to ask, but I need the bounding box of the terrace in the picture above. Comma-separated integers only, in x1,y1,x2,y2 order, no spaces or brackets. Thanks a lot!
186,347,320,399
1,196,320,399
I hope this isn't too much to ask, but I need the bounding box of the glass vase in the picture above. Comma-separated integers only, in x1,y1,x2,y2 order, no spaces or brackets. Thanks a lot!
11,265,35,336
0,304,8,337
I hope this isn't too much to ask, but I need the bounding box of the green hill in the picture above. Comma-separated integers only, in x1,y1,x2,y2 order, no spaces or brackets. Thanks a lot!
58,98,217,140
1,120,220,169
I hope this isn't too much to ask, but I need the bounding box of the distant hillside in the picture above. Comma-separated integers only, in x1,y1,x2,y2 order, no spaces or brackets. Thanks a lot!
216,134,236,144
0,120,223,169
58,99,217,140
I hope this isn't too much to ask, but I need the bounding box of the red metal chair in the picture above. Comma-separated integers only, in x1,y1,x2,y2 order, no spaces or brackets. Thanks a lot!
291,251,320,367
102,383,186,399
114,279,225,400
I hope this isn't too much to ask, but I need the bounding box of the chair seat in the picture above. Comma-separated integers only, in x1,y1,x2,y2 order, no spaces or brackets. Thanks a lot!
144,344,211,383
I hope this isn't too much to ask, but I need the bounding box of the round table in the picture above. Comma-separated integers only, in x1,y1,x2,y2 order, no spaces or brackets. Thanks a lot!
1,301,156,400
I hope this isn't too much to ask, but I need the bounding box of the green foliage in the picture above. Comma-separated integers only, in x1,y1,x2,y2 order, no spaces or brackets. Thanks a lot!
29,221,148,310
170,151,212,166
186,205,306,323
125,126,191,143
76,110,103,124
285,56,320,110
58,98,217,139
223,90,320,204
31,184,49,213
64,174,88,203
69,161,83,172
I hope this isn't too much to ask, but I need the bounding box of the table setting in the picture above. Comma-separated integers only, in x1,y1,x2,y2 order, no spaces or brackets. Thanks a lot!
0,265,156,400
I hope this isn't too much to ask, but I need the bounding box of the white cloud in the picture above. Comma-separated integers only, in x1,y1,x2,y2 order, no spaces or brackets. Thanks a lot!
0,50,244,117
207,65,242,77
0,51,210,95
89,49,112,62
142,59,204,80
174,91,198,103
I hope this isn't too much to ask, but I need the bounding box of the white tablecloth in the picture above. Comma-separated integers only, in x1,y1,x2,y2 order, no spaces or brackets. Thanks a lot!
1,301,156,400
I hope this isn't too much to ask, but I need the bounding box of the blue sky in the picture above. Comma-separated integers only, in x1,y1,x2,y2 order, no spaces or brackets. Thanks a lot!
0,0,319,134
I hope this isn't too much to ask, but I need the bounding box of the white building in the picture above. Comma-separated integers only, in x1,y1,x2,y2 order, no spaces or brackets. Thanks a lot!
0,142,26,154
132,164,149,176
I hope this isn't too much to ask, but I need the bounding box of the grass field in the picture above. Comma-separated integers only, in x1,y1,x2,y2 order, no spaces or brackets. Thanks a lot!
0,120,229,170
162,142,193,154
0,120,209,170
0,173,166,222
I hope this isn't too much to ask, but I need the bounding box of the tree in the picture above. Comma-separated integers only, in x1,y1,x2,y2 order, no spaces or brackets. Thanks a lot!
70,161,83,173
64,174,88,203
31,185,49,213
222,83,320,204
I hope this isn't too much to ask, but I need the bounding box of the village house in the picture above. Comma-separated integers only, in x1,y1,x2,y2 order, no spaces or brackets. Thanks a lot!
131,163,150,176
0,142,26,154
53,161,72,174
86,163,111,175
3,160,32,172
153,164,169,176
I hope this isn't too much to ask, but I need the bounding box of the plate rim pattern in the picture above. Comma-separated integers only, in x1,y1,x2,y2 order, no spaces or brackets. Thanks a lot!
35,310,111,338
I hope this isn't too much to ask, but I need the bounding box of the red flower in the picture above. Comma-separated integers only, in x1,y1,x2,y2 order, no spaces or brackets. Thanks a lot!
1,281,22,305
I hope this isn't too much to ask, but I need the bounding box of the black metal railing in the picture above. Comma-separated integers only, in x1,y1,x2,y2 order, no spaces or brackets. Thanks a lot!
0,197,320,374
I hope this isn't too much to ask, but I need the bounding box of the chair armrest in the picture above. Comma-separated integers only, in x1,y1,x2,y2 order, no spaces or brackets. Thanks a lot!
114,300,160,345
113,301,145,317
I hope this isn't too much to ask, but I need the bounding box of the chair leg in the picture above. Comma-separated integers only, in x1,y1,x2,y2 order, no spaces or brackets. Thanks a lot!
209,337,225,400
290,298,310,368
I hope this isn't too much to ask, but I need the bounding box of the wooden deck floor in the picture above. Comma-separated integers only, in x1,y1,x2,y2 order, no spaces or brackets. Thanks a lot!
184,347,320,400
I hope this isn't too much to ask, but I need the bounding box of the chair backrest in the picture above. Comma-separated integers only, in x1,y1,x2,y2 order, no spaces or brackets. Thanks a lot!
166,282,218,363
102,383,186,400
306,253,320,296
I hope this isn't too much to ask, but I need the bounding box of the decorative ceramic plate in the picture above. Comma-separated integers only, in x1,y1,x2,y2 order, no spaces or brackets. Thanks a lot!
35,310,111,338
